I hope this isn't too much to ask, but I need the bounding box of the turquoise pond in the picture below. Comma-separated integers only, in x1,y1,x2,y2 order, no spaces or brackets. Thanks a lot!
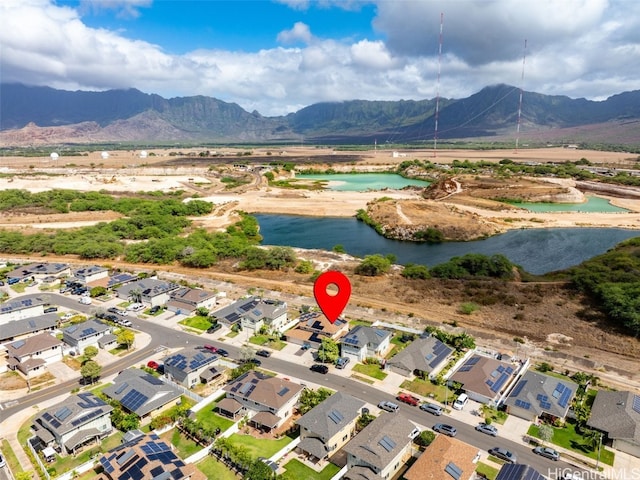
296,173,430,191
510,196,628,213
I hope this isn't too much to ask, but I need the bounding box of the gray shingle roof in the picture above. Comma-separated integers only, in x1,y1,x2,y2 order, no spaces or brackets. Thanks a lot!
387,336,453,375
33,392,112,437
0,296,47,314
164,347,218,374
116,279,179,298
341,326,391,349
62,319,110,341
297,391,365,441
211,296,286,324
102,368,182,416
587,390,640,443
0,313,58,342
504,370,578,419
343,413,416,471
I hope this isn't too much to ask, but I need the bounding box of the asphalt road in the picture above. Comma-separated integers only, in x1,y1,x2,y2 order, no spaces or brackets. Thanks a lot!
1,293,584,478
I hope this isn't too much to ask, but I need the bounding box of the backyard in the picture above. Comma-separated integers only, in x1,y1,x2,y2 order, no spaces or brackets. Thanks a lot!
44,432,122,478
162,427,203,459
280,458,340,480
227,432,296,460
195,398,235,433
528,422,615,466
196,456,238,480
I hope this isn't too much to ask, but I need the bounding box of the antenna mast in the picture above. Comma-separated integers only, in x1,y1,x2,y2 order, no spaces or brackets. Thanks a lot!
515,39,527,153
433,12,444,157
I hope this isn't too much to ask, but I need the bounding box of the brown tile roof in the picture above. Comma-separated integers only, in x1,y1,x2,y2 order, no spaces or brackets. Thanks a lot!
449,354,517,399
224,371,303,410
404,435,479,480
8,332,62,358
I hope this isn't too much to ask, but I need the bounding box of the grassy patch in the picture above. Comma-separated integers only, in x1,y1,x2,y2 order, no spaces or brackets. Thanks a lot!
166,428,202,458
63,356,83,370
226,330,240,338
400,378,454,404
109,345,130,355
179,315,212,331
249,335,270,346
352,363,388,380
528,423,615,466
488,455,507,465
195,401,234,433
1,438,24,474
248,335,286,350
31,372,55,387
350,374,375,385
10,283,27,293
280,458,340,480
227,432,295,460
47,432,122,476
386,333,415,359
482,408,508,425
349,319,373,327
196,457,237,480
476,462,500,480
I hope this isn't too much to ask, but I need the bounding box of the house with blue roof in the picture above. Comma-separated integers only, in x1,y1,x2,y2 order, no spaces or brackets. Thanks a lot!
449,353,521,406
340,325,392,362
387,336,453,379
163,347,219,388
102,368,183,420
62,319,112,352
503,370,578,422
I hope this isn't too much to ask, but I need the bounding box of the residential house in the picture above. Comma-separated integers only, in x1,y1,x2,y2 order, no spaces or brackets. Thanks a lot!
97,432,205,480
31,392,113,455
297,391,366,462
115,279,179,307
449,354,520,406
7,332,63,377
211,296,295,333
102,368,183,420
495,464,546,480
0,313,58,343
164,347,219,388
504,370,578,422
104,272,138,289
286,312,349,348
387,336,453,379
403,434,479,480
343,413,419,480
72,265,109,285
0,297,47,324
62,319,112,352
6,262,70,282
587,390,640,458
220,371,303,431
340,326,392,362
166,287,218,315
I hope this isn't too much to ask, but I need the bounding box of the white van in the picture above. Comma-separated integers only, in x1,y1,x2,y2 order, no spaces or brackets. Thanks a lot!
452,393,468,410
79,296,92,305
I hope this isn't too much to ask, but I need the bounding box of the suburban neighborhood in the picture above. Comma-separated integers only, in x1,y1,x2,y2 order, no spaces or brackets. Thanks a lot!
0,260,639,480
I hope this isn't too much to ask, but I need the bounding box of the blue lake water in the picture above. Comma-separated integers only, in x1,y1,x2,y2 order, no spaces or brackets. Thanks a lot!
255,214,639,274
296,173,430,191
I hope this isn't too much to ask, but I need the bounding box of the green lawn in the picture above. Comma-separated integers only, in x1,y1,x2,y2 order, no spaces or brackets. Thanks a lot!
48,433,122,477
280,459,340,480
180,315,212,331
352,363,387,380
350,374,375,385
227,432,295,460
528,423,614,466
196,457,238,480
226,330,240,338
476,462,499,480
195,401,235,433
400,378,454,404
386,333,413,359
10,283,27,293
1,439,24,474
167,428,203,458
349,319,373,327
249,335,286,350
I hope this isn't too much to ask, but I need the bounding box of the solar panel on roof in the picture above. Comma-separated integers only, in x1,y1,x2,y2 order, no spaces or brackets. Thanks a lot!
378,435,396,452
490,370,499,378
29,320,36,328
54,406,72,421
144,375,164,386
12,340,25,349
116,449,137,466
343,336,359,346
497,365,505,373
67,325,77,333
509,380,527,398
558,389,573,408
121,389,149,412
633,395,640,414
490,373,509,393
239,382,253,395
505,366,514,374
445,462,463,480
374,329,387,337
467,356,480,365
114,382,129,395
100,457,115,474
540,401,552,410
328,410,344,424
277,387,290,397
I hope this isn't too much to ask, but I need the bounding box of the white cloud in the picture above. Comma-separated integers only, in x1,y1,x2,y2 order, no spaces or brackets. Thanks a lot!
277,22,314,45
79,0,152,19
1,0,640,117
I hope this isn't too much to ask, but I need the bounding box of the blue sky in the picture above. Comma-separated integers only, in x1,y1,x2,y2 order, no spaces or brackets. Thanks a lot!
2,0,640,116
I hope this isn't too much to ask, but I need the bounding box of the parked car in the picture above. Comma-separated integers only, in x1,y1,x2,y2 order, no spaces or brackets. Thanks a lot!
60,312,74,322
79,296,92,305
475,423,498,436
149,305,162,314
452,393,468,410
127,303,144,311
0,452,6,468
108,307,119,314
105,314,118,322
310,364,329,374
203,344,217,353
207,323,222,334
533,446,560,461
397,393,420,406
335,357,350,369
488,447,518,463
118,319,132,327
216,348,229,357
147,360,160,370
301,343,311,350
44,306,58,313
0,280,4,286
378,401,399,413
116,309,128,316
420,403,444,416
433,423,457,437
256,349,271,358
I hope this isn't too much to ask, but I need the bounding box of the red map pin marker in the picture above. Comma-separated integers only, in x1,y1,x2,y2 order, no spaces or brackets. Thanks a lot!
313,271,351,324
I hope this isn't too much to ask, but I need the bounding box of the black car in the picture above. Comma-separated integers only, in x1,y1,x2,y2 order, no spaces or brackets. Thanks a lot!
107,307,119,314
207,323,222,334
149,305,162,314
310,364,329,374
256,349,271,358
216,349,229,357
44,306,58,313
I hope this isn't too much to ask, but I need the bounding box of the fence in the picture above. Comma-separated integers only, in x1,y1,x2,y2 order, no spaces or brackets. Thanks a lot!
160,376,204,403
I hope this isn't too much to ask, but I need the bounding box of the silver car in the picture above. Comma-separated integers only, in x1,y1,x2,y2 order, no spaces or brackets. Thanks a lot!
475,423,498,436
533,446,560,461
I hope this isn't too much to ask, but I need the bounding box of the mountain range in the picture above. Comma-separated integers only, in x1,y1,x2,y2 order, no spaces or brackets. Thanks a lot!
1,83,640,146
